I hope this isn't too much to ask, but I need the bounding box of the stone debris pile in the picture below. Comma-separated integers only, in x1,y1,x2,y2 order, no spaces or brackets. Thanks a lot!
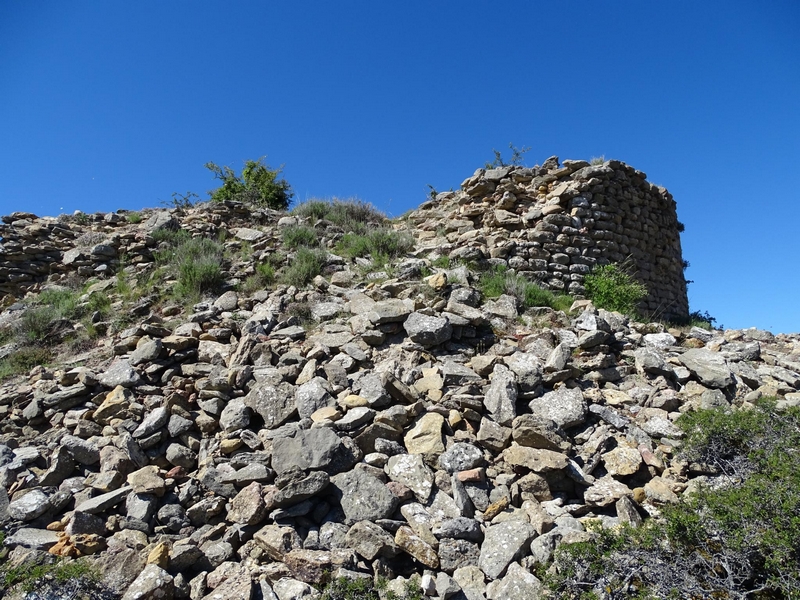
0,159,794,599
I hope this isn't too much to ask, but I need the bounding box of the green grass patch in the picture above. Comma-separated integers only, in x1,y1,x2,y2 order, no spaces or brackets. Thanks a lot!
0,346,52,381
335,228,413,264
126,212,143,224
282,247,328,288
479,265,573,311
583,263,647,315
282,225,319,249
292,198,386,235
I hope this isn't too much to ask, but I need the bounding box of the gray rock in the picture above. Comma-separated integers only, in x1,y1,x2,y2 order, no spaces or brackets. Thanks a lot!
528,387,587,429
121,564,174,600
126,492,157,522
244,381,297,429
130,337,162,366
403,312,453,347
345,520,399,560
75,485,132,514
100,359,142,388
438,538,480,573
271,428,345,474
504,352,542,393
386,453,435,503
8,489,51,521
634,347,673,377
133,406,169,439
330,469,399,524
442,361,482,385
272,472,330,508
432,517,483,542
295,378,335,420
271,577,318,600
479,521,537,580
165,443,197,470
680,348,734,388
483,364,517,426
61,435,100,465
4,527,59,550
438,443,485,474
544,342,571,372
219,398,251,432
368,299,412,324
486,562,543,600
511,414,571,451
228,481,267,525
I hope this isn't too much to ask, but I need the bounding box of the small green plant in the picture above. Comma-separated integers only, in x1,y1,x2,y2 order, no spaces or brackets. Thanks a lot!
206,157,293,210
431,256,451,269
126,212,143,224
172,238,226,302
486,143,531,168
583,263,647,315
0,346,52,381
282,225,319,249
478,265,572,311
151,227,191,247
589,155,606,165
282,247,327,287
291,198,386,235
335,228,413,263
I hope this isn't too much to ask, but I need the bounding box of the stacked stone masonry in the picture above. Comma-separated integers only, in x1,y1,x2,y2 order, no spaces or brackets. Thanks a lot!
408,157,689,320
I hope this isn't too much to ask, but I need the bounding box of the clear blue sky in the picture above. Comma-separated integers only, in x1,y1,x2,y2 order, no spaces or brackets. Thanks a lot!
1,2,799,333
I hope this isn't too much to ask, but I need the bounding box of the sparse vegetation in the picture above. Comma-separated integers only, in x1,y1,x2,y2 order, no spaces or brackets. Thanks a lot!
206,157,292,210
479,265,573,311
590,155,606,165
292,198,386,235
282,224,319,249
583,263,647,315
548,399,800,599
154,233,226,303
1,558,101,596
335,229,413,265
486,143,531,168
282,247,327,287
126,212,143,224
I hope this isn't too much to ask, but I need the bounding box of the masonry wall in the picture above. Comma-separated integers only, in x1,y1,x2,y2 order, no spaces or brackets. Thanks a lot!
413,157,689,320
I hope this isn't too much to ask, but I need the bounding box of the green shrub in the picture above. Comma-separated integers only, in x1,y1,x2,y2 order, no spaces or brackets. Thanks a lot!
0,346,51,381
282,247,327,288
548,400,800,598
151,227,190,248
172,238,225,301
292,198,386,235
282,225,319,249
206,157,292,210
126,212,143,224
583,263,647,315
430,256,451,269
241,261,277,295
479,266,573,311
336,228,413,263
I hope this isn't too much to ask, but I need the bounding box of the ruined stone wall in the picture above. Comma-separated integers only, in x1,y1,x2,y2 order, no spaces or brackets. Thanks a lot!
411,157,689,320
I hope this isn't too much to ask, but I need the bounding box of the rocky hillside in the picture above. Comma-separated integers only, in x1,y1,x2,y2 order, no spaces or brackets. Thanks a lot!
0,158,797,599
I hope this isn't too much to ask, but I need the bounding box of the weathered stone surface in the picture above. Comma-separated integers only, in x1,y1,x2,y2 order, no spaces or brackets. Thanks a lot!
486,562,543,600
502,444,569,472
528,387,587,429
121,564,174,600
345,520,399,560
479,521,537,580
271,427,345,474
405,412,445,458
330,469,398,524
254,524,303,560
483,364,517,426
8,489,50,521
403,312,452,347
438,443,485,474
396,525,439,568
244,381,297,429
228,482,267,525
386,453,435,503
680,348,734,388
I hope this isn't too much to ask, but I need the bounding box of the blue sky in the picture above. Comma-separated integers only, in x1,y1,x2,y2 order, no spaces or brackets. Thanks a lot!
1,2,799,333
